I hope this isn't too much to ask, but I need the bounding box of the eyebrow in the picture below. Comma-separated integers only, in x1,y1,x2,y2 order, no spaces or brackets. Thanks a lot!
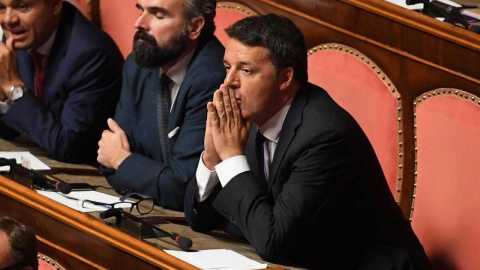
136,3,169,15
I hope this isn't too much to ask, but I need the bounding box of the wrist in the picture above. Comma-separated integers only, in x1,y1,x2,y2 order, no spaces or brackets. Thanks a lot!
6,84,27,104
203,151,221,170
219,150,243,162
114,151,131,170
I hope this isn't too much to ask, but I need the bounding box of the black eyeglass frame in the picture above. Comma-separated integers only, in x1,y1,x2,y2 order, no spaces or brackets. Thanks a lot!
81,192,154,214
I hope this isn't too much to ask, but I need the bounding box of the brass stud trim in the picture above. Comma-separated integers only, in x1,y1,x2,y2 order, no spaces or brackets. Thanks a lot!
411,88,480,223
307,43,404,202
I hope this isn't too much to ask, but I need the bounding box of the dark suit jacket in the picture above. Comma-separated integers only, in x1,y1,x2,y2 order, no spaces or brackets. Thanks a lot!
106,36,225,211
0,2,124,164
185,83,430,270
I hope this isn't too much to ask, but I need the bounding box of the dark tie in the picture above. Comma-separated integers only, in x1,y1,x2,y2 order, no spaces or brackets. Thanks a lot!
30,51,46,100
255,130,268,190
157,73,172,165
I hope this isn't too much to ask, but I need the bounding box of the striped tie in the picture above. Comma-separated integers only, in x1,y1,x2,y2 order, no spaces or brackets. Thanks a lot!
157,73,172,165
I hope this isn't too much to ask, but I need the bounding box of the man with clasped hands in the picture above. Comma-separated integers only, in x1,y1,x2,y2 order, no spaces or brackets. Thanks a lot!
185,14,431,270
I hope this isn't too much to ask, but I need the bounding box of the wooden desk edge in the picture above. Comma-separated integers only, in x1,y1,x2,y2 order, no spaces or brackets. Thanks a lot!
0,175,199,270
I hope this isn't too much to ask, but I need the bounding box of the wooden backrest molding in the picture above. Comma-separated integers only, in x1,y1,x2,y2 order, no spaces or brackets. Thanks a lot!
217,1,257,15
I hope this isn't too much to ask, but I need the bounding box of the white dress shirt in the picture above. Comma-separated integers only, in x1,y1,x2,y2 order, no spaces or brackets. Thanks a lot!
195,98,293,202
160,48,196,112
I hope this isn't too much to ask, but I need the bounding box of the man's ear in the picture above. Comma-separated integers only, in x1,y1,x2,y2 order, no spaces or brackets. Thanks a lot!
278,67,295,91
187,17,205,40
53,0,63,15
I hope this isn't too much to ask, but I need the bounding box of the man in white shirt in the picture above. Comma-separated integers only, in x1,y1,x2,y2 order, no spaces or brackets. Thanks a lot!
185,14,430,270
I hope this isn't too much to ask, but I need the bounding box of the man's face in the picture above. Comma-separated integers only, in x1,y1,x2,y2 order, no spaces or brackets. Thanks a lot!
0,231,14,269
0,0,61,50
132,0,189,68
223,38,283,125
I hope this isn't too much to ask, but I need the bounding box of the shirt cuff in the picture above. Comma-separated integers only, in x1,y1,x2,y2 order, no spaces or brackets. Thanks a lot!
0,100,12,114
215,155,250,187
195,152,220,202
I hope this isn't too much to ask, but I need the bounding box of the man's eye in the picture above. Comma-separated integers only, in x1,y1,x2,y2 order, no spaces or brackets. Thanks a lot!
17,3,30,11
224,65,231,70
242,69,251,74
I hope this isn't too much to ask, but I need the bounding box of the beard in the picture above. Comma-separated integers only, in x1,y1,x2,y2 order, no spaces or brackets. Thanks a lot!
132,29,189,68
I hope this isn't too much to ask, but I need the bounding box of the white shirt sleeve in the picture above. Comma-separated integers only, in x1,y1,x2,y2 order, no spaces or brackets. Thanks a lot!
215,155,250,187
195,153,220,202
195,153,250,202
0,101,12,114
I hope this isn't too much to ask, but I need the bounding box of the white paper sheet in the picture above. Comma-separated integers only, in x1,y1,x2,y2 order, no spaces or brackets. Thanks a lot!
37,190,131,212
164,249,267,270
0,151,50,171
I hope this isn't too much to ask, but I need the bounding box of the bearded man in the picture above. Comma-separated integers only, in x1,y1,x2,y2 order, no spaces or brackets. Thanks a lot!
97,0,225,211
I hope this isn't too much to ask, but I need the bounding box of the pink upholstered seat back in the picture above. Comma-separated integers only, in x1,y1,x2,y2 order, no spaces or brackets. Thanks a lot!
412,89,480,270
307,44,402,200
99,0,138,58
38,253,66,270
214,2,257,46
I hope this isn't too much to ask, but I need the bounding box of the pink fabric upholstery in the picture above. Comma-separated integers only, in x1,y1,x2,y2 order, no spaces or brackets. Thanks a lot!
214,5,255,46
38,259,55,270
308,47,399,197
100,0,137,58
413,91,480,270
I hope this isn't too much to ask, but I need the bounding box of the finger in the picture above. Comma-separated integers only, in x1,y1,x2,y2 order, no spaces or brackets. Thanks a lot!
205,101,213,131
228,87,241,125
107,118,123,133
221,85,234,124
214,90,226,123
207,101,219,130
6,37,15,51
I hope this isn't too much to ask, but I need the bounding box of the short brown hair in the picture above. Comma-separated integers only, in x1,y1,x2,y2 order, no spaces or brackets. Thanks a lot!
0,217,38,270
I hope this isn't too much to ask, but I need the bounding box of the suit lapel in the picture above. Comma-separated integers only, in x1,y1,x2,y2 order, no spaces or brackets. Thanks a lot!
166,37,211,149
245,123,263,183
268,86,309,188
44,4,73,103
17,50,35,90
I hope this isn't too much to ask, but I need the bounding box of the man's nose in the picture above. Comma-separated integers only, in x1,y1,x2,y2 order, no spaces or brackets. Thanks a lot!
224,72,240,89
2,8,19,26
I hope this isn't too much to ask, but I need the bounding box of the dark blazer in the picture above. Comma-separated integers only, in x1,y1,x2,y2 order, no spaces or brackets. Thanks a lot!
106,36,225,211
185,83,430,270
0,2,124,164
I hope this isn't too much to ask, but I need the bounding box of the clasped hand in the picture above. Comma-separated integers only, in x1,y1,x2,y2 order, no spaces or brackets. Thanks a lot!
97,118,132,169
202,84,251,170
0,37,23,101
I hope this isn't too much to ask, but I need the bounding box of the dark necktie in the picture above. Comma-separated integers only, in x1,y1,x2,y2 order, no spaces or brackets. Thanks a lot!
30,51,46,100
255,130,268,190
157,73,172,165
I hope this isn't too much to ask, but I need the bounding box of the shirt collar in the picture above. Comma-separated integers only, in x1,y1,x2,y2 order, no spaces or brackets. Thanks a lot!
159,46,196,86
31,28,57,57
258,97,293,144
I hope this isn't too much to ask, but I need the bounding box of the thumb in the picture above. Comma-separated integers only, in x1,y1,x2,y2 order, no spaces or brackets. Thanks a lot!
6,36,15,51
245,119,253,131
107,118,123,133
